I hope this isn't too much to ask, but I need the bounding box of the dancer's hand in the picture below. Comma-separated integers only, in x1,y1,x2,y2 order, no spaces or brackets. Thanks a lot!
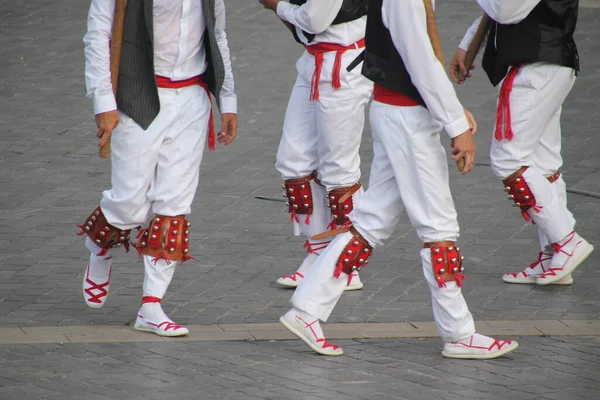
95,110,120,149
451,128,476,174
464,109,477,136
259,0,280,11
218,113,238,146
450,48,474,84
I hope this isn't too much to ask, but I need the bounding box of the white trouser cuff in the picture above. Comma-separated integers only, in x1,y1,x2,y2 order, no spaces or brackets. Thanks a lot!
290,231,353,321
522,167,575,243
420,249,475,342
85,237,113,259
142,255,179,299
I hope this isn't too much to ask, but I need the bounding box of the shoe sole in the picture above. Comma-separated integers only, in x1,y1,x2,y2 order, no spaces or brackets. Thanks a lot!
502,276,573,285
442,342,519,360
344,282,364,291
82,267,107,309
279,317,343,356
276,279,299,288
537,244,594,286
133,325,189,337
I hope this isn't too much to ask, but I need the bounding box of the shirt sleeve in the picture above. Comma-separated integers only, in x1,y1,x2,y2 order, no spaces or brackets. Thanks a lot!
459,16,483,51
215,0,237,114
276,0,343,35
476,0,541,24
382,0,469,138
83,0,117,115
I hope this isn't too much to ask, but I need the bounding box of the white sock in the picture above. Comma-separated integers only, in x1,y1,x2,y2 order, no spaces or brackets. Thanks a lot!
87,253,112,282
138,302,171,323
523,247,554,275
454,332,495,346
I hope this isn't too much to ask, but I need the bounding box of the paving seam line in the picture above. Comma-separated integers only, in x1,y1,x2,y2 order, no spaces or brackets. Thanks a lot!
1,320,599,344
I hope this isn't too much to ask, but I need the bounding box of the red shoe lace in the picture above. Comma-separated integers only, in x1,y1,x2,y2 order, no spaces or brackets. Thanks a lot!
507,270,529,278
550,231,576,256
530,250,553,272
317,338,340,350
507,250,553,278
452,335,512,351
295,315,338,350
489,339,512,351
281,272,304,281
347,272,358,286
539,232,578,279
138,315,184,332
84,264,110,304
303,240,330,255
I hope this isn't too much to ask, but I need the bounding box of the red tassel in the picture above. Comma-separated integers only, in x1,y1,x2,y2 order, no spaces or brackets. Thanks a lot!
305,213,311,224
455,274,466,287
182,255,196,263
208,110,216,151
494,67,519,141
310,53,324,101
134,243,144,260
151,252,172,265
97,248,108,257
346,273,354,286
291,212,300,223
332,50,343,90
333,263,343,279
76,225,86,236
437,278,447,289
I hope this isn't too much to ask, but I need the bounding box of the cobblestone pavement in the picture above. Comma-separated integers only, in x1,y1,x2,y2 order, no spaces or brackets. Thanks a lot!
1,0,599,329
0,0,600,398
1,336,599,400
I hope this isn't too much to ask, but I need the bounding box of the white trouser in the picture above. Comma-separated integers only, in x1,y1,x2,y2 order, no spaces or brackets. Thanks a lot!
292,103,475,342
537,176,572,249
101,85,211,230
294,180,330,238
275,48,373,191
490,63,576,243
277,47,372,244
142,256,179,299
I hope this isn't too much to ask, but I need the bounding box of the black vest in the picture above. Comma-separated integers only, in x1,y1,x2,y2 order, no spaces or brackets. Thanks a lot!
360,0,425,105
482,0,579,86
289,0,367,44
115,0,224,130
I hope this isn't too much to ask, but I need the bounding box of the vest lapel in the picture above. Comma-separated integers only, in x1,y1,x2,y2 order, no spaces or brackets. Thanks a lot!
143,0,154,46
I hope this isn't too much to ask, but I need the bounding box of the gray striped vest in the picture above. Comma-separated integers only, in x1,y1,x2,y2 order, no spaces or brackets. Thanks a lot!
116,0,226,130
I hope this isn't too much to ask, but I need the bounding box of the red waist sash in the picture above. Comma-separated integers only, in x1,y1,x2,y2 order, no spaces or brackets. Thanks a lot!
373,83,421,107
305,38,366,101
155,74,215,151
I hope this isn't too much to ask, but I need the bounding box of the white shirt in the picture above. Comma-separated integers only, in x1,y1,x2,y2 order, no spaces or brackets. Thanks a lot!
382,0,469,138
459,0,542,50
276,0,366,46
84,0,237,115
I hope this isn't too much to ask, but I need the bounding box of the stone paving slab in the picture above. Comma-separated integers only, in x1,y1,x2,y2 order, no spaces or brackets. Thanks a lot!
0,336,599,400
1,320,600,345
1,0,600,336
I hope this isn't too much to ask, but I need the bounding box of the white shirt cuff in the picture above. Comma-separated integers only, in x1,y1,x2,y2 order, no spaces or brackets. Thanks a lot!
444,115,470,139
93,93,118,115
458,36,471,51
276,1,292,21
219,96,237,114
